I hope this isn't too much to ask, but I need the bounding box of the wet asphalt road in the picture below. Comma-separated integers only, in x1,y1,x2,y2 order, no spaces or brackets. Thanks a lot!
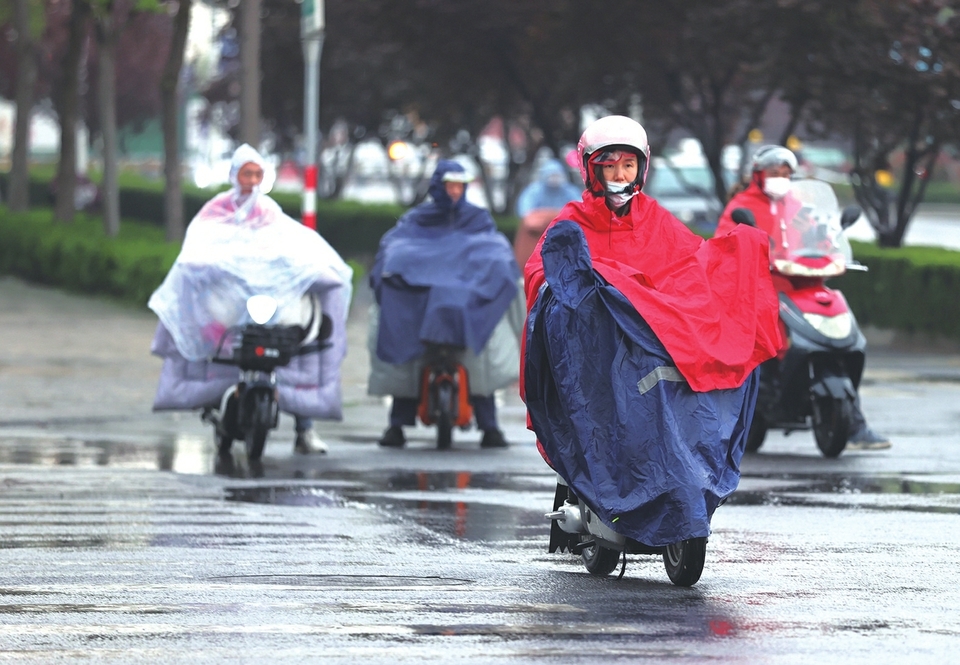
2,276,960,663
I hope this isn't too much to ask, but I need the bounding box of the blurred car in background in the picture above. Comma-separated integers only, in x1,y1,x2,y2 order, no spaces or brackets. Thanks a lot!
645,142,738,234
795,144,851,184
645,158,723,231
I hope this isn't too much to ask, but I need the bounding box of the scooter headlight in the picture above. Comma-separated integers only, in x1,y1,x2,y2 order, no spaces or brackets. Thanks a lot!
246,295,278,325
802,312,852,339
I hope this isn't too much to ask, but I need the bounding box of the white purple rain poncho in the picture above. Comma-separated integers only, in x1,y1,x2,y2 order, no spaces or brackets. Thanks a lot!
148,144,353,419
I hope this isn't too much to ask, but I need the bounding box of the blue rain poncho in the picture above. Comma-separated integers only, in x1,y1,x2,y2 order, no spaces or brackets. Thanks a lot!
370,160,520,364
515,159,582,218
523,221,758,546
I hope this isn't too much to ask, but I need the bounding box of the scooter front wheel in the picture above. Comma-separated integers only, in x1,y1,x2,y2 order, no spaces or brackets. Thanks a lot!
215,429,233,456
663,537,707,587
244,393,272,462
812,396,852,458
581,536,621,577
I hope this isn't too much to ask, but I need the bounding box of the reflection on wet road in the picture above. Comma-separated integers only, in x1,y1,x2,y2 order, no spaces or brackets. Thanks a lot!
2,434,960,662
3,433,959,546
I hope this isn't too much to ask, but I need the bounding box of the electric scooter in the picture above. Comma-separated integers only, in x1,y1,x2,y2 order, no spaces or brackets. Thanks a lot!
546,477,707,586
417,343,473,449
732,179,867,457
202,294,328,462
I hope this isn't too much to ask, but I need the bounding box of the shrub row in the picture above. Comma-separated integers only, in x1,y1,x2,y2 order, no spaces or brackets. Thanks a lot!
0,206,180,306
0,204,370,307
0,172,520,254
835,241,960,342
3,175,958,342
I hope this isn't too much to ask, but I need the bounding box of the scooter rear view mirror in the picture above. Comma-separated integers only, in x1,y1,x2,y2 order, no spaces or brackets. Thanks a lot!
731,208,757,227
246,295,278,325
840,205,862,230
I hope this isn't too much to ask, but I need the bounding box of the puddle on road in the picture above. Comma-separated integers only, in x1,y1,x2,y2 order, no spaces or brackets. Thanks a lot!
0,434,211,475
734,473,960,499
729,473,960,514
225,470,552,544
208,574,473,589
225,469,960,543
225,486,343,508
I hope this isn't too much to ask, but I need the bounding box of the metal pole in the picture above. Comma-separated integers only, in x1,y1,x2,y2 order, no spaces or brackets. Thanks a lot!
301,33,323,230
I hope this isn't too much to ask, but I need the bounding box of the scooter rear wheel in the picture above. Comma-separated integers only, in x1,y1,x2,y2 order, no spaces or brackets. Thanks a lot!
435,383,454,450
745,413,768,452
581,536,621,577
663,537,707,587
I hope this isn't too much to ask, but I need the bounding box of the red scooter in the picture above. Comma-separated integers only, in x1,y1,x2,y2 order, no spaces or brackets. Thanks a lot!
732,180,867,457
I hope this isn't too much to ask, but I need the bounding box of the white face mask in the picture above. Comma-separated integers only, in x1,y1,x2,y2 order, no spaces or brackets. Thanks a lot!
763,177,791,200
605,181,637,208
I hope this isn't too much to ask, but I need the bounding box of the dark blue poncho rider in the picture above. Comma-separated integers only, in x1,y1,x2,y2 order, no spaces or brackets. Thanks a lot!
368,159,523,449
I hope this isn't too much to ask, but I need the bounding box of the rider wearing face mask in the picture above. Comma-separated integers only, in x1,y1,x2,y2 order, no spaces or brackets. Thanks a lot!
521,117,783,543
715,145,799,237
523,115,782,395
715,145,892,450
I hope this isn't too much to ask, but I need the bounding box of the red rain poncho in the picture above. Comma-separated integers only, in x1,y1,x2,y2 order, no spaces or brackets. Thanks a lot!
523,192,782,393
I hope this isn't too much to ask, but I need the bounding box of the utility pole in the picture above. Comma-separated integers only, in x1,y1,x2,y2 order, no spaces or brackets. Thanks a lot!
300,0,324,230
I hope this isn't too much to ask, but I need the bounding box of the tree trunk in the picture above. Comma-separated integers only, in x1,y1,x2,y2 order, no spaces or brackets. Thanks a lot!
239,0,261,147
96,5,120,237
160,0,193,243
53,0,91,224
9,0,38,212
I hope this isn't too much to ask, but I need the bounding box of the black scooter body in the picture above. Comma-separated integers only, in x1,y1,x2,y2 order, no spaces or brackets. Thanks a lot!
750,291,866,456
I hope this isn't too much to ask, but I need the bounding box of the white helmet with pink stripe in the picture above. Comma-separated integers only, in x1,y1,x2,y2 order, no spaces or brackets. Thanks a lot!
577,115,651,195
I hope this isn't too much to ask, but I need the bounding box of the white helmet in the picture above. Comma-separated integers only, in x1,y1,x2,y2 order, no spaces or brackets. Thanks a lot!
751,144,798,174
577,115,651,194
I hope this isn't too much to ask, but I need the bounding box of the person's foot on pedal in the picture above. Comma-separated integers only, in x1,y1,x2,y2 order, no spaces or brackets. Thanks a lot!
480,428,509,449
294,429,329,455
378,425,406,448
846,427,892,450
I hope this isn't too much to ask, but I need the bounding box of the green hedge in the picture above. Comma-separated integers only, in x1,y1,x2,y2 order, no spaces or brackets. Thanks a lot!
0,171,520,252
0,206,180,305
834,241,960,342
0,204,369,306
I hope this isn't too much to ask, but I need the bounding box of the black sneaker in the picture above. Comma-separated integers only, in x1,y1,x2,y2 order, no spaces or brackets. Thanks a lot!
480,428,509,449
378,425,406,448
